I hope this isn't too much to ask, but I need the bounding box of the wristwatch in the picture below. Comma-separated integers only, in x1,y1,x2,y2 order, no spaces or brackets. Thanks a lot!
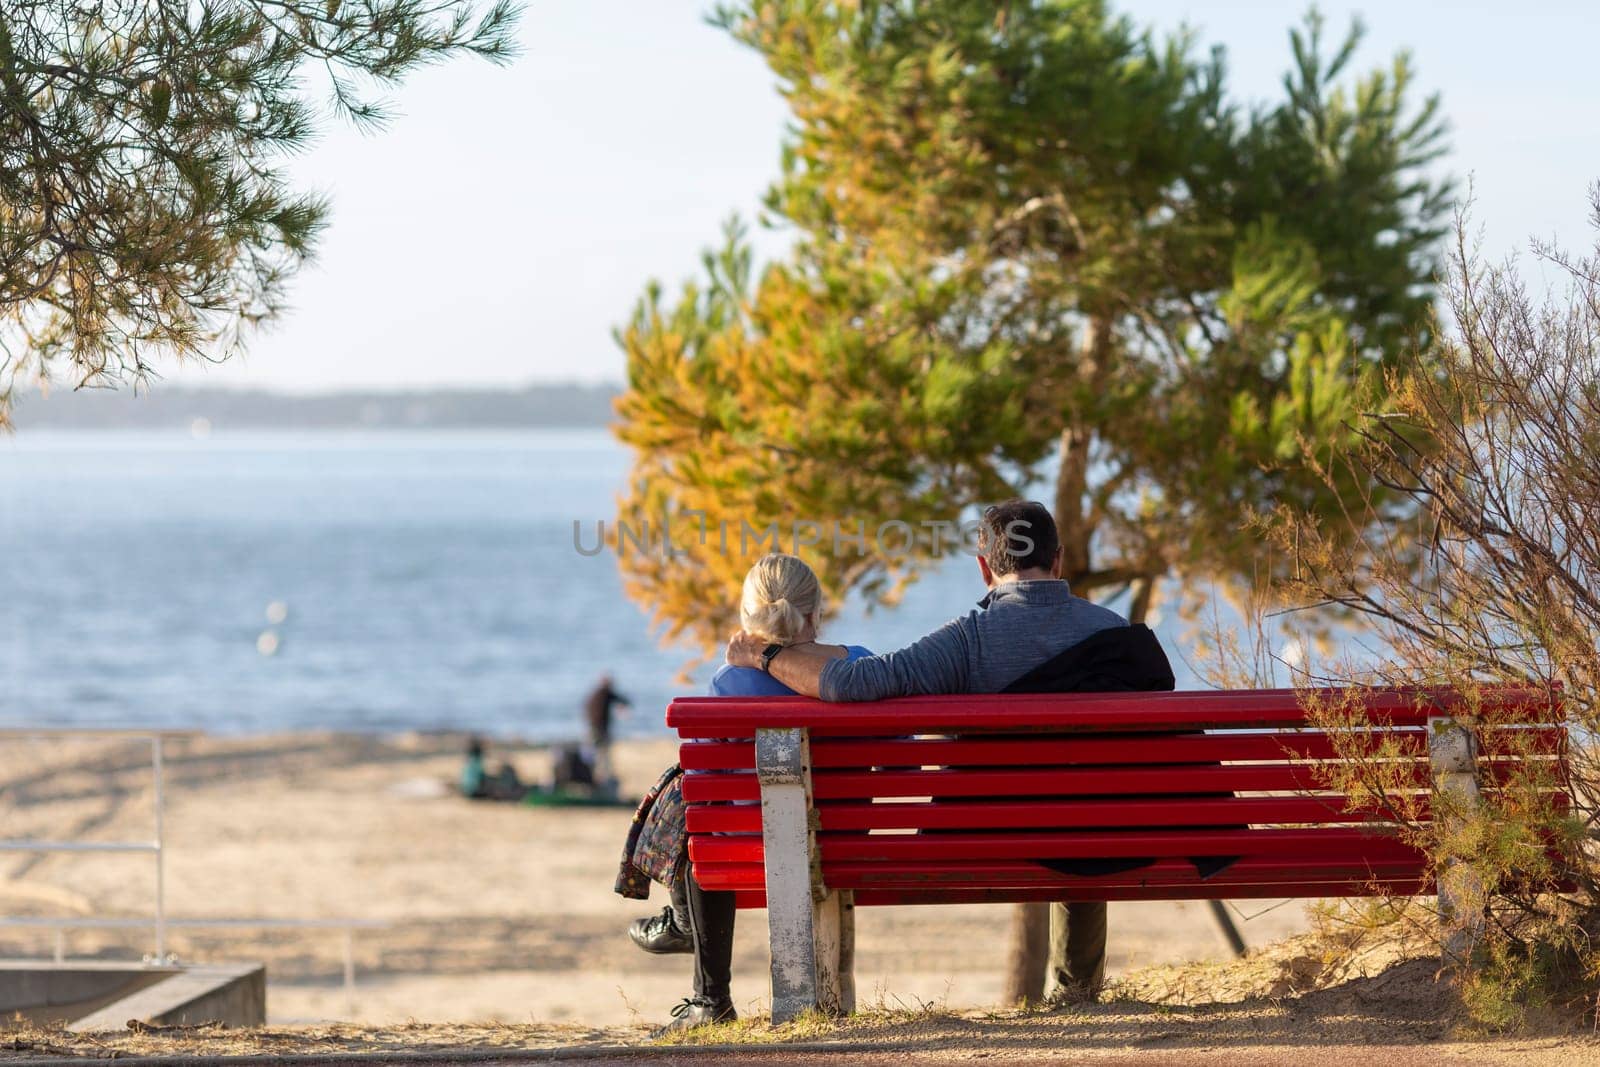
760,643,785,674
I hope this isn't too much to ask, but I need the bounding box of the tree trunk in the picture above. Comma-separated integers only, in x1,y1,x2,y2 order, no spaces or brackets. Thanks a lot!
1003,316,1111,1003
1003,901,1051,1005
1128,575,1155,625
1005,313,1248,990
1003,317,1112,1003
1053,420,1093,586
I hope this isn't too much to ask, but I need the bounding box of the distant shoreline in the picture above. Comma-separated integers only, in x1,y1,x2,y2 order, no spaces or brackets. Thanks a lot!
9,382,621,431
2,425,619,441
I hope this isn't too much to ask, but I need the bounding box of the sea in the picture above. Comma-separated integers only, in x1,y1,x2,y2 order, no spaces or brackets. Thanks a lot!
0,429,1209,742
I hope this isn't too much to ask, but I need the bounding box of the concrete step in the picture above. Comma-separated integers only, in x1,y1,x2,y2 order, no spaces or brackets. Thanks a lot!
58,962,265,1031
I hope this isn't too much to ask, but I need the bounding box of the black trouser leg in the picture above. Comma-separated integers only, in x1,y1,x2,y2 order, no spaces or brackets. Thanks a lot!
669,871,691,935
1046,900,1107,997
682,857,736,1001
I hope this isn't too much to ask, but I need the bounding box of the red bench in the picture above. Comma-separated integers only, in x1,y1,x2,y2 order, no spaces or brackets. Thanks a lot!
667,687,1568,1021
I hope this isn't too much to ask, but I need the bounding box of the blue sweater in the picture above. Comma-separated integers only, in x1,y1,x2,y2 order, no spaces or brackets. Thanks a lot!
712,644,874,697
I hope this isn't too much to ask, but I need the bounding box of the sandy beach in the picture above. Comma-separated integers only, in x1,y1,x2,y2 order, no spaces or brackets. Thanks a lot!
0,731,1320,1026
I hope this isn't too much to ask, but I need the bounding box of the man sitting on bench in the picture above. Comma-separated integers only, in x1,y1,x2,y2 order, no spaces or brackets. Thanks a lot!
725,498,1175,1001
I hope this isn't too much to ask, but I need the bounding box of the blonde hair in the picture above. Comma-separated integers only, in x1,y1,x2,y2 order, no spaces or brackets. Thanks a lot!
739,554,823,646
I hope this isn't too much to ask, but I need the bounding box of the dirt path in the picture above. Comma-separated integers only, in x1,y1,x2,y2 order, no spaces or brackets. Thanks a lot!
1,1040,1592,1067
3,983,1597,1066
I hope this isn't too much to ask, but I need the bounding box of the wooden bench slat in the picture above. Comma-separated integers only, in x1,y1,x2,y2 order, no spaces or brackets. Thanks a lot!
690,856,1429,892
726,881,1435,908
688,826,1426,865
678,728,1567,771
684,794,1427,833
683,734,1402,770
694,857,1428,882
679,764,1411,802
679,760,1549,803
667,686,1560,736
830,858,1429,886
843,881,1436,905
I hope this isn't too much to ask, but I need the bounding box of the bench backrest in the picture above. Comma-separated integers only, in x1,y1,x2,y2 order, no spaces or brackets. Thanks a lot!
668,687,1567,909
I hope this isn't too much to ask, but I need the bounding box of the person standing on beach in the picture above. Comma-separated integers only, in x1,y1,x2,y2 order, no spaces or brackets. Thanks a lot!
723,499,1175,1003
583,674,630,787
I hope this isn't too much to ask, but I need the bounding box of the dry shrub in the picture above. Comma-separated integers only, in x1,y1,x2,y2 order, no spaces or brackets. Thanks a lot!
1245,187,1600,1027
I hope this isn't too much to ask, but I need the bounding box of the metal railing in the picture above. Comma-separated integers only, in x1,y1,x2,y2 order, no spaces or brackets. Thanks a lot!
0,727,190,960
0,729,388,1013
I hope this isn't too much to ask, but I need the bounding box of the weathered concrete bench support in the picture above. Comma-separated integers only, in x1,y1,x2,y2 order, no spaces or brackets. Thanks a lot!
1429,713,1485,978
755,726,855,1023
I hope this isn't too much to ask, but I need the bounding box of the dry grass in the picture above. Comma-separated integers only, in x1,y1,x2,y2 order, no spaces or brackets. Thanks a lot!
5,940,1600,1064
612,929,1595,1059
0,1018,642,1060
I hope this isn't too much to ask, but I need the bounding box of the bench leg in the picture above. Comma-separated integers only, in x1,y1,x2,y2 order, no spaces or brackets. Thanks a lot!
756,727,854,1023
1429,714,1485,979
838,890,856,1014
809,888,855,1016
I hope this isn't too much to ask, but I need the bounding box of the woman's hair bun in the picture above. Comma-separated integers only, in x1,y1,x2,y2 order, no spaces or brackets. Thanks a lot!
739,555,823,646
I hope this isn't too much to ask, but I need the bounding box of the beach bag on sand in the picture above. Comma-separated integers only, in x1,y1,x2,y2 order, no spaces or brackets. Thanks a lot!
614,764,687,899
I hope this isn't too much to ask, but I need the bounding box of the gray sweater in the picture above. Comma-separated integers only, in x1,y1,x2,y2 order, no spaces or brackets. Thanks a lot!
818,579,1128,702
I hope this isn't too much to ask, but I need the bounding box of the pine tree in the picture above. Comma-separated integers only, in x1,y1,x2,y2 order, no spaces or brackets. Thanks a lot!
0,0,519,421
618,0,1449,656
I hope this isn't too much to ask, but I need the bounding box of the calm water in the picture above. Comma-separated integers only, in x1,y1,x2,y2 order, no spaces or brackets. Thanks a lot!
0,430,1203,740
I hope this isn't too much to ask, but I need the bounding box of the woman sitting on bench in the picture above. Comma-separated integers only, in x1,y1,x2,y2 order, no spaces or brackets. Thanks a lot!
615,553,872,1034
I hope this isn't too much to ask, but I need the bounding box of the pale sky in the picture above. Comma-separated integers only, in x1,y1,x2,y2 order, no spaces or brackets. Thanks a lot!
166,1,1600,393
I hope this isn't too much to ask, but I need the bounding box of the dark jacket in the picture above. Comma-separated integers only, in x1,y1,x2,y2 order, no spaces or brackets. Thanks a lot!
1001,623,1175,695
998,624,1234,879
585,683,628,744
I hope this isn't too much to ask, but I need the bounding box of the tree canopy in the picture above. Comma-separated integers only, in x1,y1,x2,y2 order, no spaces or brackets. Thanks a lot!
615,0,1451,653
0,0,519,421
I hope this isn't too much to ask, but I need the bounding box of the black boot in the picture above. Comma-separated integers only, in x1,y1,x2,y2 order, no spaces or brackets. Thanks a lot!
652,994,736,1036
629,905,693,955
